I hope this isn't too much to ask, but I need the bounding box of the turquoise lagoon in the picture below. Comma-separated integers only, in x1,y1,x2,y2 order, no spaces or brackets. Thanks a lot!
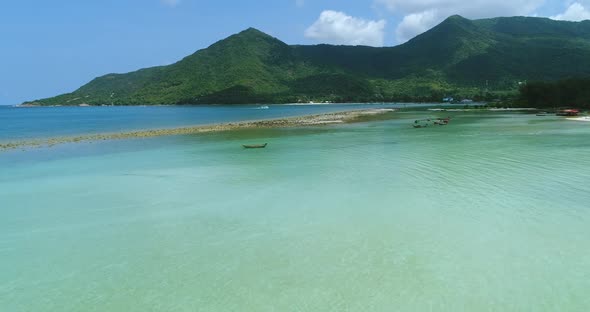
1,106,590,311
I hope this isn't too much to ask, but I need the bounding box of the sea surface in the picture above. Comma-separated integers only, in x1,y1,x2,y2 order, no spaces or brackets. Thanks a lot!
1,106,590,311
0,104,421,141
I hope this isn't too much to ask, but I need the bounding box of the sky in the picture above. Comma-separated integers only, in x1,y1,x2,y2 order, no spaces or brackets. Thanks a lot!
1,0,589,105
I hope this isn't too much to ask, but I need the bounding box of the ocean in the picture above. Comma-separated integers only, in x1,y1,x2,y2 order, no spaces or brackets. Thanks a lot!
0,104,418,141
1,106,589,311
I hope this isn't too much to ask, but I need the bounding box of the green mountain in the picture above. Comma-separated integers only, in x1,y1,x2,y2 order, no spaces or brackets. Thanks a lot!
28,15,590,105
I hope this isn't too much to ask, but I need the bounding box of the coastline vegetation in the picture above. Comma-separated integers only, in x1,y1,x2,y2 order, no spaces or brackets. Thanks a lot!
516,78,590,109
25,16,590,107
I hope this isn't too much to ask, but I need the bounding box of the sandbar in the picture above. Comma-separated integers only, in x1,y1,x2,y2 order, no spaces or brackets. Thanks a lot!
0,108,396,151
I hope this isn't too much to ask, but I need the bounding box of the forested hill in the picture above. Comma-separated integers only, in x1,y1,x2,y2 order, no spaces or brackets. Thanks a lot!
27,15,590,105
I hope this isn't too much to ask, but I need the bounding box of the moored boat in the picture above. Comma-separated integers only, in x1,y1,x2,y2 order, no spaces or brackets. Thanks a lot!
557,109,580,116
414,117,450,128
434,117,451,125
243,143,268,149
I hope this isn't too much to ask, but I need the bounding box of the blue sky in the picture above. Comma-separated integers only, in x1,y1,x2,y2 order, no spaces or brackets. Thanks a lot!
0,0,588,105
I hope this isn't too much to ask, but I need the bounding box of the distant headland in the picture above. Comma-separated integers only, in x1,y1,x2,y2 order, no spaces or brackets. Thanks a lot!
24,16,590,107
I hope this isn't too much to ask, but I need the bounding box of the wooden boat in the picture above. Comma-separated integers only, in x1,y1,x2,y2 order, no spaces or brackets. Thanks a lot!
557,109,580,116
243,143,268,149
434,118,449,125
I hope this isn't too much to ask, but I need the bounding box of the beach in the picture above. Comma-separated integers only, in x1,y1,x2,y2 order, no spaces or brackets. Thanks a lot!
567,116,590,122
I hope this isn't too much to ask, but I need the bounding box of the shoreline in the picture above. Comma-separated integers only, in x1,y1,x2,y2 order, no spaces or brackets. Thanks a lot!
12,102,486,108
566,116,590,122
0,108,396,152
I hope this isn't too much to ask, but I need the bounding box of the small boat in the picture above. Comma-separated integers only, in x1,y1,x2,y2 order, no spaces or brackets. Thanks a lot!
556,109,580,116
243,143,268,149
434,118,450,125
257,105,270,109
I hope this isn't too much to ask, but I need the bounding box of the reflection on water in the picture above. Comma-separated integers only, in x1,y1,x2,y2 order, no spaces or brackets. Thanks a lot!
1,111,590,311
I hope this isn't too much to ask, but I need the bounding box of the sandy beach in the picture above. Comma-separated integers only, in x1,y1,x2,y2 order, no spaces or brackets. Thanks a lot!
0,108,396,151
566,116,590,122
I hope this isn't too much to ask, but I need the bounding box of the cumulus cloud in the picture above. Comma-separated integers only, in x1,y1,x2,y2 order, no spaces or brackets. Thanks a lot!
551,2,590,21
395,10,439,43
305,10,387,46
161,0,181,7
375,0,545,42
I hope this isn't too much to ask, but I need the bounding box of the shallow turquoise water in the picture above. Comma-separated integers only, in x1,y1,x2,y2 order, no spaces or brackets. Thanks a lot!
0,104,427,141
1,111,590,311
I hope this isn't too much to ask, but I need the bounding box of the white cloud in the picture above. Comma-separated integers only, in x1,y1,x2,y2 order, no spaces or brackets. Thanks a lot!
305,10,387,46
551,2,590,21
395,10,438,43
161,0,181,7
375,0,545,42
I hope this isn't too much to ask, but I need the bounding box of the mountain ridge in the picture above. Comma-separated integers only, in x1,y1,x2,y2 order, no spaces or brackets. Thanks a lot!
28,15,590,105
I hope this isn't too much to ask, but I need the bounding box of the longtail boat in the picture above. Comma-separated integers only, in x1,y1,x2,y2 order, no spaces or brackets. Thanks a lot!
243,143,268,149
556,109,580,116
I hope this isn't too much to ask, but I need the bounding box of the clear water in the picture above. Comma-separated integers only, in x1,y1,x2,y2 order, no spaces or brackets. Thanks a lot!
0,104,425,141
1,110,590,311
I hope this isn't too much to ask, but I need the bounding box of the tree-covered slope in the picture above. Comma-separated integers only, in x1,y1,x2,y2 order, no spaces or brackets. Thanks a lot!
28,16,590,105
516,77,590,108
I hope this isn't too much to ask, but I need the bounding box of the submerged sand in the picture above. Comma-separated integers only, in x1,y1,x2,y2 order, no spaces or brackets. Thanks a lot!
0,108,396,151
